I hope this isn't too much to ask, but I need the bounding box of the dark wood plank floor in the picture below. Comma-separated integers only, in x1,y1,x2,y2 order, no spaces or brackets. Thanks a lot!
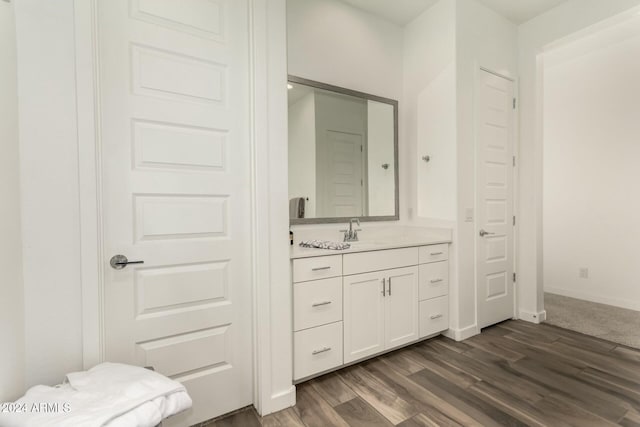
203,320,640,427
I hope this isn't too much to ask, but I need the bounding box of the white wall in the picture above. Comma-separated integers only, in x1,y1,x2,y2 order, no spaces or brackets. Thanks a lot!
288,92,317,217
543,25,640,311
0,1,25,402
15,0,83,387
518,0,640,321
287,0,403,100
403,0,457,223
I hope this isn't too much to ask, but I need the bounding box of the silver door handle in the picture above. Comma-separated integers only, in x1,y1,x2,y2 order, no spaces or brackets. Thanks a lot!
430,278,444,284
430,314,443,320
312,347,331,355
312,301,332,307
388,277,392,296
110,255,144,270
430,251,443,256
381,278,386,297
311,266,331,271
479,229,495,237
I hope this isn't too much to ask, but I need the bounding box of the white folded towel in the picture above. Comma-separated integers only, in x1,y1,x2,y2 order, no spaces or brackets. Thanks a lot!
0,363,192,427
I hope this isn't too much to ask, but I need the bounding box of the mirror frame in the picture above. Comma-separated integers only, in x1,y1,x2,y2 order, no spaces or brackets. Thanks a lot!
288,75,400,225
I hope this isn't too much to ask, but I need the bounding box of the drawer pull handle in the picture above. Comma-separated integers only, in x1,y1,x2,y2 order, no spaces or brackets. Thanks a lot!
430,278,444,284
312,266,331,271
430,314,444,320
430,251,444,256
312,301,332,307
312,347,331,355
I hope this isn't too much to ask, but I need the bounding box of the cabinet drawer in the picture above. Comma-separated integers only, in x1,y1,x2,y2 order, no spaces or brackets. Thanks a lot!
293,255,342,283
419,296,449,338
419,244,449,264
419,261,449,301
343,247,418,276
294,322,343,380
294,277,342,331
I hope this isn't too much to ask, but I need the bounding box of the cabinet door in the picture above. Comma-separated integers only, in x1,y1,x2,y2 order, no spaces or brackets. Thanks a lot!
343,271,385,363
384,266,419,350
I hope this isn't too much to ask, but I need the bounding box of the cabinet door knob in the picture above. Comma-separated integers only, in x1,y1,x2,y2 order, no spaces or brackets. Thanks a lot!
312,301,332,308
381,278,386,297
430,314,443,320
388,277,392,296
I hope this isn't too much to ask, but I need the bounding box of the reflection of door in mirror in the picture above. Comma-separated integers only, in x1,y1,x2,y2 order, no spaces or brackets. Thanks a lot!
315,91,366,218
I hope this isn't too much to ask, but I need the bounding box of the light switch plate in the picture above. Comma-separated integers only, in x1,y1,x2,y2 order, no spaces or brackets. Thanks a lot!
465,208,474,222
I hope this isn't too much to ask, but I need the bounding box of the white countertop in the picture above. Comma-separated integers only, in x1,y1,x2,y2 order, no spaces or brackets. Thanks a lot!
290,226,452,259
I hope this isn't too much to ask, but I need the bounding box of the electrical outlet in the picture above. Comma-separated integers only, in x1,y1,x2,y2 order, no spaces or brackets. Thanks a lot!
579,268,589,279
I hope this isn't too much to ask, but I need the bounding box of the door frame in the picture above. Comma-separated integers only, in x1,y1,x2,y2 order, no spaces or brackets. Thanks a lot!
73,0,293,416
473,64,520,330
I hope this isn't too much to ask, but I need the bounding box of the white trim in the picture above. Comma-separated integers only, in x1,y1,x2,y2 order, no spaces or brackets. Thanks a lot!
518,309,547,324
442,324,479,341
479,66,515,82
75,0,104,370
269,386,297,412
249,0,272,415
250,0,294,416
546,288,640,313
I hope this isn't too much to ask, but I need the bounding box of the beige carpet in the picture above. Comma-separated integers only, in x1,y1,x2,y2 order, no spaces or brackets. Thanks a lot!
544,292,640,349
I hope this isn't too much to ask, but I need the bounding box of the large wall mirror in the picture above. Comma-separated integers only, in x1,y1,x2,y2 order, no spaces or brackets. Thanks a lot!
288,76,399,224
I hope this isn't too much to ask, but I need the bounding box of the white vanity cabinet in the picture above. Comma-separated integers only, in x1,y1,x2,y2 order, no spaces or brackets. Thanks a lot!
418,245,450,338
292,242,449,382
343,266,418,363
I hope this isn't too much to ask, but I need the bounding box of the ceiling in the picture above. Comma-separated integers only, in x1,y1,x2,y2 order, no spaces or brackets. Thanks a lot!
475,0,569,25
340,0,569,26
340,0,438,26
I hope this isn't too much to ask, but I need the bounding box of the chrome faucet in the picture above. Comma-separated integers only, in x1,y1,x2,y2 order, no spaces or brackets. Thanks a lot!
341,218,361,242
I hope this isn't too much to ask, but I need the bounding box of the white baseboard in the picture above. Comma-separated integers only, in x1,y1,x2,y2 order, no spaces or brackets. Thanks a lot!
259,386,296,416
442,324,479,341
518,309,547,324
545,287,640,312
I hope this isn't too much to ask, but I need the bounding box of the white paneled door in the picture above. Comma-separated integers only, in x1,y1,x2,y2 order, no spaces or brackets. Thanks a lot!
476,69,516,329
320,130,364,218
99,1,252,425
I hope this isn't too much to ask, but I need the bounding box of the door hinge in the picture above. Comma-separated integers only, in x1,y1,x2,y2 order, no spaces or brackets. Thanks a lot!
513,272,517,282
513,98,517,109
513,215,516,226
